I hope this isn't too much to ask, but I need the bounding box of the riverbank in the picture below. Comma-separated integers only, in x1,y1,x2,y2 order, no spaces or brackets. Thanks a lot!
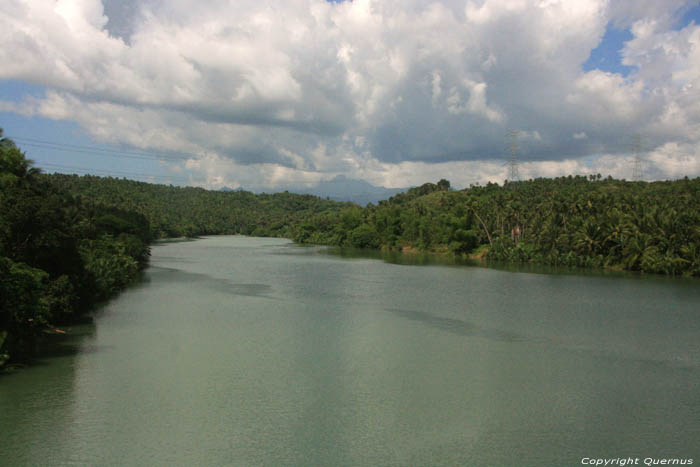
292,177,700,277
43,171,700,277
4,235,698,466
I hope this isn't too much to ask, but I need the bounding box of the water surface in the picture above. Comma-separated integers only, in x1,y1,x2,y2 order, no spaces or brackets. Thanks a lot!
1,236,698,465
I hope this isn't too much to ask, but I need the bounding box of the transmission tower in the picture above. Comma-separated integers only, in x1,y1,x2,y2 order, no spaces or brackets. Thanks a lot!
506,130,520,182
632,134,644,181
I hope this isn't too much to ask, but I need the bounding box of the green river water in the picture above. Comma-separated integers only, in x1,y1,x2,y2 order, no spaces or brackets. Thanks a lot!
1,236,698,466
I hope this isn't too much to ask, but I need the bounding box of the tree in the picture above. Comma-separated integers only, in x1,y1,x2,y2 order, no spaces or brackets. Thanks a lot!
0,129,41,181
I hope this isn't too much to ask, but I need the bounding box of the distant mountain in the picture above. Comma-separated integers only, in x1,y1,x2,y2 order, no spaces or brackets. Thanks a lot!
224,176,407,204
219,186,248,193
293,175,407,205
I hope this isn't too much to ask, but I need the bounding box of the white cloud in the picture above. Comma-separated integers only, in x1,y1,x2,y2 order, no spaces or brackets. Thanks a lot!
1,0,699,189
608,0,691,30
445,80,502,122
646,141,700,179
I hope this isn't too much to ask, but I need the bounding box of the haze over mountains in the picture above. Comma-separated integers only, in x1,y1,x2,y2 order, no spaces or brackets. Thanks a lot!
223,175,407,205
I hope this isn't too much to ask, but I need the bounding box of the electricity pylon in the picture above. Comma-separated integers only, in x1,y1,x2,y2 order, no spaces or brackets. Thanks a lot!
506,130,520,183
632,135,644,181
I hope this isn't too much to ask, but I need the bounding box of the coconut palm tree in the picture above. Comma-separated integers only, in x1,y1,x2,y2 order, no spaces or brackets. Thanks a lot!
0,128,42,181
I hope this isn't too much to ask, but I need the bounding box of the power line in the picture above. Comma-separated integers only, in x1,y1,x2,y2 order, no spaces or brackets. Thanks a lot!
15,142,187,163
18,141,179,162
39,162,191,184
7,134,196,183
12,136,194,162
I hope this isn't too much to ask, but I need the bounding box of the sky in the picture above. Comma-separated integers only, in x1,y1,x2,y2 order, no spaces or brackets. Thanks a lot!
1,0,700,191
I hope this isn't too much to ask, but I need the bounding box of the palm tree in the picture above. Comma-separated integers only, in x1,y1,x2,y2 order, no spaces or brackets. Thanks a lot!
0,128,42,181
572,218,602,256
680,243,700,276
0,128,13,147
623,232,660,271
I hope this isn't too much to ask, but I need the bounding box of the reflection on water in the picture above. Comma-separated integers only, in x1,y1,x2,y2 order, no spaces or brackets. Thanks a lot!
322,245,478,267
1,236,698,466
386,308,528,343
319,245,700,284
150,266,274,298
0,321,97,370
0,321,96,464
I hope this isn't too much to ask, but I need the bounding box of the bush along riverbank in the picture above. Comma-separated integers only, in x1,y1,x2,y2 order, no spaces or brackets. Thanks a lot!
1,131,353,369
291,177,700,277
0,130,151,368
4,130,700,368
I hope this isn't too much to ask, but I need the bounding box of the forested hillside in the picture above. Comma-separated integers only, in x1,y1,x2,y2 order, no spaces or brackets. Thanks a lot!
5,127,700,368
293,177,700,276
46,173,355,239
1,131,151,366
2,139,353,367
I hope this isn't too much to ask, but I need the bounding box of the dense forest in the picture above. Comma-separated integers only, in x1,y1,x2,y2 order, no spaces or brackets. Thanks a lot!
4,129,700,368
48,166,700,277
46,173,355,239
1,133,353,367
1,131,151,367
292,177,700,276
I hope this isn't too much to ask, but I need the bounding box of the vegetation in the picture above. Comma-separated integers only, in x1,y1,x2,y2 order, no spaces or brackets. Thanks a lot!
1,133,353,367
45,173,355,239
4,127,700,367
1,131,151,366
292,176,700,276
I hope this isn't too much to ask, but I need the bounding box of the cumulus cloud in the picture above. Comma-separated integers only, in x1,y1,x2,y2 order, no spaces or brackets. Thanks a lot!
1,0,699,189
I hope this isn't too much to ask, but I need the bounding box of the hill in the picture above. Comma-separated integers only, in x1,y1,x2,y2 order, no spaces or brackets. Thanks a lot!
292,176,700,276
289,175,406,205
45,173,355,239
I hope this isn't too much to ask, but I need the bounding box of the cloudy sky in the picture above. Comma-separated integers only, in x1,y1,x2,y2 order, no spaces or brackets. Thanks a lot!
1,0,700,190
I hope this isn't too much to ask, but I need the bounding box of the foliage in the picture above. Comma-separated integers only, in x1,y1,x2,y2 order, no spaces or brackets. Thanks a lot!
291,176,700,277
4,124,700,366
1,130,352,366
45,174,354,240
0,132,152,365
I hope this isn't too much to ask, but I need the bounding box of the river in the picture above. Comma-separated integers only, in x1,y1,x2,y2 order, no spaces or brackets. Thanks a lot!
1,236,698,466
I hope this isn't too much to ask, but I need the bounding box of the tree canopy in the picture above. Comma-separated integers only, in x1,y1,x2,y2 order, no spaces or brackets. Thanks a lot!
292,176,700,276
1,135,151,366
4,129,700,368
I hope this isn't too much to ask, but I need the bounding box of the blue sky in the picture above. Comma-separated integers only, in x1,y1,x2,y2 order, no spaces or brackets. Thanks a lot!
678,2,700,29
0,81,191,184
2,0,700,189
580,2,700,76
582,25,635,77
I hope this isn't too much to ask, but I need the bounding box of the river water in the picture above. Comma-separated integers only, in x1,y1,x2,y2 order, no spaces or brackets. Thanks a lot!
1,236,699,466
